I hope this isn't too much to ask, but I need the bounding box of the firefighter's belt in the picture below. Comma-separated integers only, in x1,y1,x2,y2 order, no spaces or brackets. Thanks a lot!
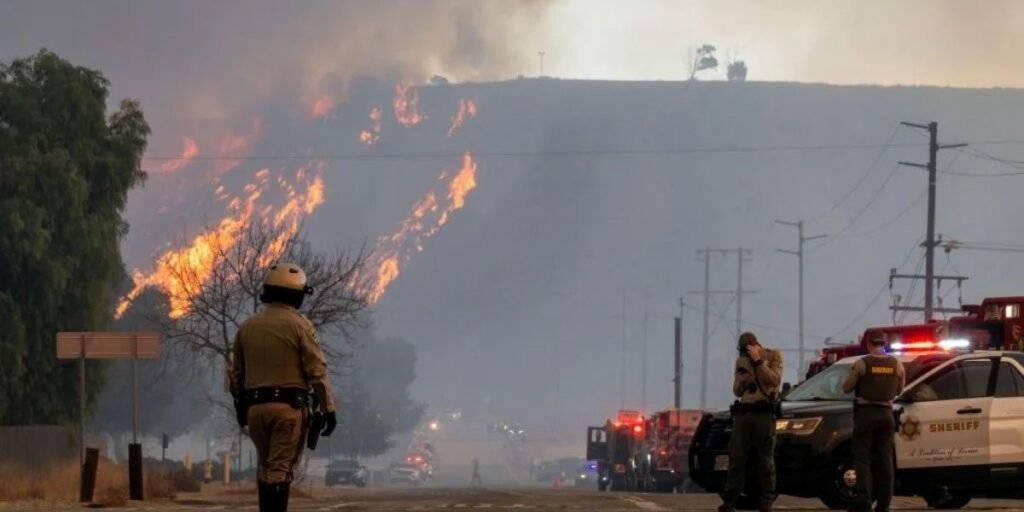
243,387,310,409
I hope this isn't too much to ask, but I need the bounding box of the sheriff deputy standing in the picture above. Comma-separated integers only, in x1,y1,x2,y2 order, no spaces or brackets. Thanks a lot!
719,332,783,512
842,331,905,512
231,263,338,512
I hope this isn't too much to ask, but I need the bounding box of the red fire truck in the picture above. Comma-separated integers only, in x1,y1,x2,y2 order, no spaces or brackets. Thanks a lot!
587,410,644,491
634,408,704,492
805,296,1024,379
805,322,948,378
586,408,703,492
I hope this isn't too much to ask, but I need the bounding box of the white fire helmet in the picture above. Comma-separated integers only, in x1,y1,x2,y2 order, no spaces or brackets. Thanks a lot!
263,262,309,292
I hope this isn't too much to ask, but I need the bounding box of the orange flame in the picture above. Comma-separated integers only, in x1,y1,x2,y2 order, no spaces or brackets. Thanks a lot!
211,118,262,179
364,151,478,304
311,95,335,120
115,163,326,319
155,136,199,173
393,81,427,127
359,106,383,147
447,99,478,138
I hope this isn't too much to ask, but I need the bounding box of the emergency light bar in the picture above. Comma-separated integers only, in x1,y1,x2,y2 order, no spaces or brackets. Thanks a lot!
889,338,972,354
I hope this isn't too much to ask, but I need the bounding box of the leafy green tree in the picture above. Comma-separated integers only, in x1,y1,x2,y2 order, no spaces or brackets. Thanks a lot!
92,289,210,439
356,336,425,434
0,49,149,424
727,60,748,82
689,44,719,80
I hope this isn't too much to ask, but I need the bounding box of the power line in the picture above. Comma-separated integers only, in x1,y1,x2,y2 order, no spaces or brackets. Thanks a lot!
845,190,925,238
843,152,958,238
807,125,901,222
960,147,1024,167
828,239,922,339
942,169,1024,177
945,147,1024,176
810,162,904,250
680,302,828,340
896,253,927,324
6,138,1024,165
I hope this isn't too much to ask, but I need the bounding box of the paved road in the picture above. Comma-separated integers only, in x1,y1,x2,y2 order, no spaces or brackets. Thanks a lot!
6,487,1024,511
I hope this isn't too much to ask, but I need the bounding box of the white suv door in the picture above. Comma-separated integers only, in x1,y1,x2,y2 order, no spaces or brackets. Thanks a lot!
988,357,1024,467
895,357,997,469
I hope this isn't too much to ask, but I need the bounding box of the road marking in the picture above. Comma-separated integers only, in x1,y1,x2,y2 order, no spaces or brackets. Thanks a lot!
319,501,365,510
616,495,667,511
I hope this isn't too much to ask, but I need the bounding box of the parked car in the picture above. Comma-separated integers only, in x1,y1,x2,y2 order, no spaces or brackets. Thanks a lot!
325,459,368,487
573,461,599,488
389,462,425,486
536,457,586,484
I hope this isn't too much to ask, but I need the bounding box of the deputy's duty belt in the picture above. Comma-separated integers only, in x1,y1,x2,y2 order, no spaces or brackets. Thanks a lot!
244,387,310,408
730,400,775,414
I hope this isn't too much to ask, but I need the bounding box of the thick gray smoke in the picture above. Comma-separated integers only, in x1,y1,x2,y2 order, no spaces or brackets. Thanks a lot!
0,0,547,148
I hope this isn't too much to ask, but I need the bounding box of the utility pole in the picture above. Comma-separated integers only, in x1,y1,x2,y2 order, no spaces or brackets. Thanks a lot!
736,248,753,335
538,51,546,76
689,248,756,409
897,121,967,321
641,290,649,412
673,298,684,409
620,288,627,410
776,220,825,375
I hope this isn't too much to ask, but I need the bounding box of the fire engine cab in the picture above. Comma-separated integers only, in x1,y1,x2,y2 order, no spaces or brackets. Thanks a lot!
690,340,1024,509
806,296,1024,379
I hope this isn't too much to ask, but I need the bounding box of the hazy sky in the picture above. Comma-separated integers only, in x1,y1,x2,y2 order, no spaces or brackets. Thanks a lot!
3,0,1022,135
539,0,1024,87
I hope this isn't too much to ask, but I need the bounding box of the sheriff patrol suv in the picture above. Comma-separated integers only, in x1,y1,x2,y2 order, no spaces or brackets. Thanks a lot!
689,344,1024,510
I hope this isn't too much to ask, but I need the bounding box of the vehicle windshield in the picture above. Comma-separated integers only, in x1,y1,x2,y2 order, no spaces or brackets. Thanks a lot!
786,354,953,402
785,362,854,401
330,459,360,470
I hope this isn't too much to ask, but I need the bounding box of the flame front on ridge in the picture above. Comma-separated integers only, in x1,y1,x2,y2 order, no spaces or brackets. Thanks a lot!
115,164,326,319
393,81,427,127
364,151,478,304
359,106,383,147
447,99,477,138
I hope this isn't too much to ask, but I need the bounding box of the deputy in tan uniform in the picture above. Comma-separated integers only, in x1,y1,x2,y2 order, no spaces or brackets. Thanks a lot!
231,263,337,512
842,331,905,512
720,332,783,512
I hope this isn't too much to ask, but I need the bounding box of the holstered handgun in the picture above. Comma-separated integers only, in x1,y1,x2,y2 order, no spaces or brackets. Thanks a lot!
306,390,322,451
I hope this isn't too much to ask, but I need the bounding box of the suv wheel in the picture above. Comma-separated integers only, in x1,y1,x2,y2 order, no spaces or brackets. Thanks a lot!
924,488,972,509
819,457,858,510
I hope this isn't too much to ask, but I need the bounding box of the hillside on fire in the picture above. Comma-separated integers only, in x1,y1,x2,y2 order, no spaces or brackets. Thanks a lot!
119,76,1024,432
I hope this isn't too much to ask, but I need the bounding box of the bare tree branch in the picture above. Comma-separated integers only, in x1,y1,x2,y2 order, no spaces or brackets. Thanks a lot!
148,219,371,407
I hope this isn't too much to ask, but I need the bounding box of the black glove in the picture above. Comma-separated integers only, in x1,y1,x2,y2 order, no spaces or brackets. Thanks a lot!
233,397,248,428
320,410,338,437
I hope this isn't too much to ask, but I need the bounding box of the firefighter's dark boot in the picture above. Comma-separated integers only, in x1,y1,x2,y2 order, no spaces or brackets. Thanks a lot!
268,482,290,512
717,491,738,512
257,481,271,512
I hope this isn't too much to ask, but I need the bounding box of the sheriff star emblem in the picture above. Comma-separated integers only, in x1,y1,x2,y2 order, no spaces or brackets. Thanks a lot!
899,415,921,441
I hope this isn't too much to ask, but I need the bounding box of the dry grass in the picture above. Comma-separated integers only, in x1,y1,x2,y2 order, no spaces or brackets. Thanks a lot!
0,458,197,505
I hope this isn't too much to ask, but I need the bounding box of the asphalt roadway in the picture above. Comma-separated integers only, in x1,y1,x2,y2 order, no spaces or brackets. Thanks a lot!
5,487,1024,511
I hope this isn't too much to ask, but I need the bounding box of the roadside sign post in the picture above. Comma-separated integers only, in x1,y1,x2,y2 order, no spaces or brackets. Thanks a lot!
57,331,160,502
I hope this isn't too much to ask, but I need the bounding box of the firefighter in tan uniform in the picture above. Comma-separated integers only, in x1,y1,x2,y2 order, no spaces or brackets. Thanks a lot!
720,332,783,512
231,263,337,512
842,331,905,512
